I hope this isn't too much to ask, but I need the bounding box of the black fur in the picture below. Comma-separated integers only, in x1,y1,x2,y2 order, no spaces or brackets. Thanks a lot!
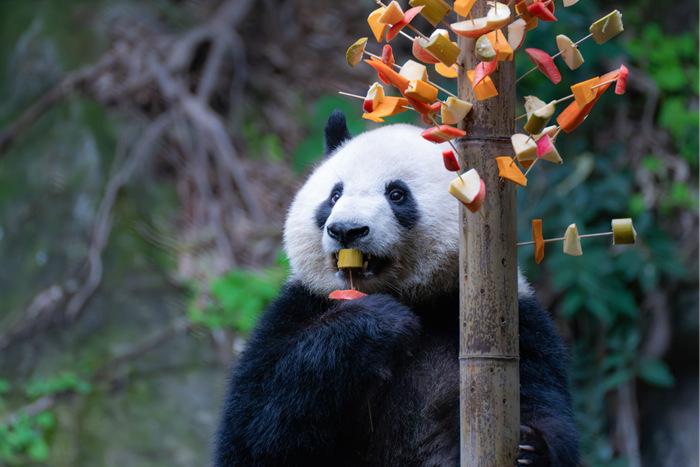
324,110,351,155
314,182,343,229
385,180,420,230
214,283,579,466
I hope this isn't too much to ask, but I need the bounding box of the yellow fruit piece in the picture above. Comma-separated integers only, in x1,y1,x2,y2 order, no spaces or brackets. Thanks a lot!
589,10,624,45
571,77,601,108
435,62,459,78
611,218,636,245
563,224,583,256
467,69,498,101
523,98,555,135
453,0,476,17
485,29,513,61
409,0,451,26
511,133,537,162
362,96,410,122
368,7,389,42
379,1,405,24
421,30,461,67
345,37,368,67
448,169,482,205
337,249,364,269
406,79,438,103
441,96,473,124
399,59,429,81
496,156,527,187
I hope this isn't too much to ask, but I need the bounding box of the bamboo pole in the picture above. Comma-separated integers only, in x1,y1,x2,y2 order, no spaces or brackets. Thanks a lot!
456,4,519,466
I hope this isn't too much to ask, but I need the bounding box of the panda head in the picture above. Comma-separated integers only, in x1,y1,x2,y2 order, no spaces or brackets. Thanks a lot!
284,111,459,302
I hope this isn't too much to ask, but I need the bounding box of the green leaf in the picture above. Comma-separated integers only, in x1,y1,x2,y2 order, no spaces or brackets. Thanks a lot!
638,358,675,387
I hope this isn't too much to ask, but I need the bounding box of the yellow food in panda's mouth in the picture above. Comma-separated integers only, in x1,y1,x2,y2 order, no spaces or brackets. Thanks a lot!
337,249,364,269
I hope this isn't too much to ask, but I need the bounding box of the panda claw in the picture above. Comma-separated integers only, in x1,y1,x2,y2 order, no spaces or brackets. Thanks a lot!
517,460,532,465
519,444,535,452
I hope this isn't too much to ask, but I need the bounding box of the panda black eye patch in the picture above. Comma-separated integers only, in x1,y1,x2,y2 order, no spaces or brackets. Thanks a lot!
385,180,419,230
315,182,343,229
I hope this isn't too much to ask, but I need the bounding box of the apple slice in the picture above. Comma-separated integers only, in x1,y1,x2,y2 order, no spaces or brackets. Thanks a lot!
571,77,601,107
422,125,467,142
386,6,424,41
346,37,368,67
525,48,561,84
511,133,538,162
329,289,368,300
589,10,624,45
442,149,461,171
451,17,491,38
536,125,559,141
485,2,511,29
496,156,527,187
399,59,429,81
467,69,498,100
449,168,482,205
382,44,395,68
612,218,636,245
472,60,499,87
465,179,486,212
420,29,461,66
532,219,545,264
363,82,385,112
615,64,629,95
441,96,473,124
405,79,438,103
454,0,477,16
409,0,451,26
563,224,583,256
523,98,555,134
563,0,579,6
368,8,389,42
556,34,584,70
527,1,557,21
535,134,562,164
475,35,497,61
412,37,440,64
507,18,528,51
379,1,404,24
337,248,364,268
435,62,459,78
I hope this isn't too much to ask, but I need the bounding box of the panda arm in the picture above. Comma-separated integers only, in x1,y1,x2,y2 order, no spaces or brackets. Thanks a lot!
518,295,580,467
214,282,420,466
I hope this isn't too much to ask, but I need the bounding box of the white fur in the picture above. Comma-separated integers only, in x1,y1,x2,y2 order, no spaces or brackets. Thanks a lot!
284,123,532,301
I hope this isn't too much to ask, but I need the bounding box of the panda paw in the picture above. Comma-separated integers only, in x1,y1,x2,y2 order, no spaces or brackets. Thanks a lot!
517,424,550,466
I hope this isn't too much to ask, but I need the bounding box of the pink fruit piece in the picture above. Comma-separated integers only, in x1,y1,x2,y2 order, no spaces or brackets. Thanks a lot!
387,6,424,41
329,289,368,300
527,1,557,21
442,149,461,171
525,48,561,84
412,38,440,64
382,45,395,67
615,64,629,95
536,134,554,158
473,60,499,86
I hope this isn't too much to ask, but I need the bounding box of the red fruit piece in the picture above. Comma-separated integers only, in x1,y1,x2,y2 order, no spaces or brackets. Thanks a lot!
387,6,424,41
422,125,466,143
615,64,629,95
466,179,486,212
329,289,368,300
412,38,440,64
442,149,461,171
525,48,561,84
527,1,557,21
382,45,395,68
473,60,499,86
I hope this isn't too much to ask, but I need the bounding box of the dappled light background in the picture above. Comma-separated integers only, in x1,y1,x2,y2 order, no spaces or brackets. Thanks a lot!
0,0,697,465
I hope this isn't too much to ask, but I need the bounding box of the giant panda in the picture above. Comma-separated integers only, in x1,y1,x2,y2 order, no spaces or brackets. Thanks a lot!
214,111,579,467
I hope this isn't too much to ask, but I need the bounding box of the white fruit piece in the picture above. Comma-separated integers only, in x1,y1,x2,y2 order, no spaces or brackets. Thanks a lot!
448,169,482,205
563,0,579,6
399,60,429,81
612,218,637,245
511,133,537,161
563,224,583,256
556,34,584,70
485,2,511,29
441,97,473,124
475,35,497,61
363,82,385,112
507,18,527,50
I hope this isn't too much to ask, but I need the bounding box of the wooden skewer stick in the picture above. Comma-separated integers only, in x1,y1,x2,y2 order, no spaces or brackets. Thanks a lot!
516,230,612,246
349,269,355,290
373,0,430,40
515,32,594,83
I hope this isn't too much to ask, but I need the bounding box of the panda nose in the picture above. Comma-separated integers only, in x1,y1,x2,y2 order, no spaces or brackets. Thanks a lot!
326,222,370,246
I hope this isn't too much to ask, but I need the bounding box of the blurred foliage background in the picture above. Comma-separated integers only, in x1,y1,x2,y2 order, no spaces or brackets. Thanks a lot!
0,0,697,466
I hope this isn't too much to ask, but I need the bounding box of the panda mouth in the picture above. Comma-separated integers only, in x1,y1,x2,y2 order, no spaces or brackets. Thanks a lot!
331,252,391,279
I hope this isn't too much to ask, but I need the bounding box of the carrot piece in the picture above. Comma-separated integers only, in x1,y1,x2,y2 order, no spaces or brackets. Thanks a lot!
496,156,527,186
556,79,612,133
368,7,389,42
365,58,409,92
571,77,601,107
421,125,466,142
362,96,410,122
467,69,499,100
532,219,545,264
485,29,514,61
435,62,458,78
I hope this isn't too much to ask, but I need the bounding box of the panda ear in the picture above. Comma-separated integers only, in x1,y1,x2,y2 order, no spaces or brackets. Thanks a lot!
324,109,352,155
